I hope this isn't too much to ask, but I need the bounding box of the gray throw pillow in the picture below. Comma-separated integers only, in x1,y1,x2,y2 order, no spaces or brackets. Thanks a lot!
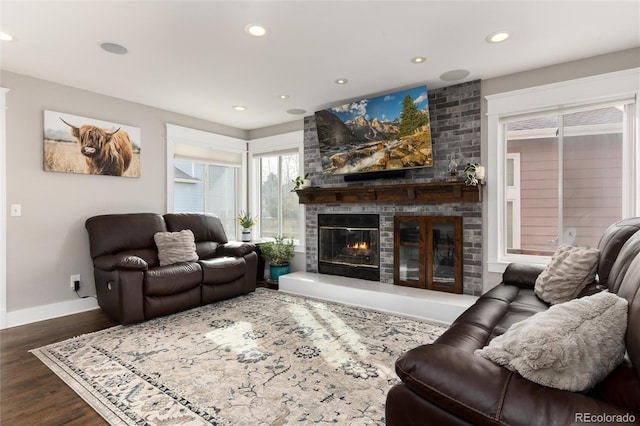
154,230,199,266
475,291,627,392
534,244,599,305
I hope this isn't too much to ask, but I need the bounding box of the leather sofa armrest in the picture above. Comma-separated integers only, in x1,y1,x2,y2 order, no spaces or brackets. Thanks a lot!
396,343,635,425
577,282,607,298
218,241,256,257
502,263,545,289
94,254,148,271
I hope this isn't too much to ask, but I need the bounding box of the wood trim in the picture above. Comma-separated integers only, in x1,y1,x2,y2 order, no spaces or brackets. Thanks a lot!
296,181,481,204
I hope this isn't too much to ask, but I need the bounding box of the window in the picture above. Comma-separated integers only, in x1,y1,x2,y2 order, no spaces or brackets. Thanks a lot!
504,103,626,256
258,152,300,240
487,69,639,272
166,124,246,242
173,160,239,239
248,130,304,246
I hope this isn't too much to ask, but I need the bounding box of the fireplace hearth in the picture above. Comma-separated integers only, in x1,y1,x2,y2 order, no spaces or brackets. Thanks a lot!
318,214,380,281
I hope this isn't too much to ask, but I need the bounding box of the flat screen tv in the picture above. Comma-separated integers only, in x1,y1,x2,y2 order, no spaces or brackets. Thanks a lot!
315,85,432,176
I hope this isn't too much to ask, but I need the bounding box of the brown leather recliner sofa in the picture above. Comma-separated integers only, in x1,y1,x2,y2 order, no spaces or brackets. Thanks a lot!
387,217,640,425
85,212,257,325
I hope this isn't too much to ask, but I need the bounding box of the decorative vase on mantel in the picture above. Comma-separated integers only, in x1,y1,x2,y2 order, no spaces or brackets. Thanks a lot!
447,154,459,182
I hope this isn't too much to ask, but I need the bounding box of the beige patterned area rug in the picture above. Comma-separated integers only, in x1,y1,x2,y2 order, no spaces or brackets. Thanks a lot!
31,288,446,425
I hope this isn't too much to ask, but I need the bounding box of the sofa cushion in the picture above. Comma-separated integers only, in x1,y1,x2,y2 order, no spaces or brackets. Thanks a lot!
195,241,220,259
144,262,202,296
85,213,166,263
200,257,246,284
596,217,640,288
164,213,228,243
475,291,628,392
154,230,199,266
534,244,599,305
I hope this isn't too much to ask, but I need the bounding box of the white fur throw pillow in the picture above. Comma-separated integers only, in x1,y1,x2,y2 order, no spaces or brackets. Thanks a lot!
154,230,199,266
534,244,599,304
475,291,627,392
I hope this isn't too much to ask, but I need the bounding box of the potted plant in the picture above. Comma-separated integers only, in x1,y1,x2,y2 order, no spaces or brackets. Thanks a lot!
291,173,311,191
260,235,295,283
236,210,258,242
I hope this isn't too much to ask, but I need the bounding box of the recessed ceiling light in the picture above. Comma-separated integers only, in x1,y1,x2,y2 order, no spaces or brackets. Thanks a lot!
280,95,290,100
0,32,14,41
100,42,128,55
232,105,247,111
411,56,426,64
335,78,348,85
286,108,307,115
486,31,510,43
440,69,471,82
245,24,268,37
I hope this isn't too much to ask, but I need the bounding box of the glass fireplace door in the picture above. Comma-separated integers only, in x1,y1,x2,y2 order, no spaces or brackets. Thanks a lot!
395,219,423,287
317,214,380,281
430,221,458,291
394,216,462,293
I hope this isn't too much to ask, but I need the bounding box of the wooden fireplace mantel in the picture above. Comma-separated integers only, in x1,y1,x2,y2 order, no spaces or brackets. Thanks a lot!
295,181,481,204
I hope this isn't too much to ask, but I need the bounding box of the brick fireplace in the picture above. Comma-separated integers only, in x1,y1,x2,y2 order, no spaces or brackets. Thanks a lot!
301,80,483,296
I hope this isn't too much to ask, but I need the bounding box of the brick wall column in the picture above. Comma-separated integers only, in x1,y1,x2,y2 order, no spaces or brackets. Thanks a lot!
302,80,483,296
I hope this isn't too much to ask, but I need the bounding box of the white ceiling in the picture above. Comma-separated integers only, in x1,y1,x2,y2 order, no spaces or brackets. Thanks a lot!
1,0,638,131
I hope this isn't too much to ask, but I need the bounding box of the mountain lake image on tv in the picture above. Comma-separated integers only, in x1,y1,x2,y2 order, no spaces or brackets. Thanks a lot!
315,85,432,176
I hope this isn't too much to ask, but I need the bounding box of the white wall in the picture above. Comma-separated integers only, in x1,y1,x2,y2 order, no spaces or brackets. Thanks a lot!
480,48,640,292
3,47,639,325
2,71,247,326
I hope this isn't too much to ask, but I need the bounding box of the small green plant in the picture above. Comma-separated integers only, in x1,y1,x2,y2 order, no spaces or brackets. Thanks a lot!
236,210,258,229
291,173,310,192
260,235,295,266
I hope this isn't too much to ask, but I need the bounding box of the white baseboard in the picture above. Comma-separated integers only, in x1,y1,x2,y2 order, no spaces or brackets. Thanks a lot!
5,297,99,329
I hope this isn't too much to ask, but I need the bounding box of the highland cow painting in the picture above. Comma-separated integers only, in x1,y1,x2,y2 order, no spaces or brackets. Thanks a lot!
315,85,432,175
43,110,141,177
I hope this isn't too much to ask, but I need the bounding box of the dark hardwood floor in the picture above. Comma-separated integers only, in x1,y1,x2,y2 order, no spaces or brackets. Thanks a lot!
0,309,118,425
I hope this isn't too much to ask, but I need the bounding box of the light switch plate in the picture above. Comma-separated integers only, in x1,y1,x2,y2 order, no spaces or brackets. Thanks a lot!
10,204,21,217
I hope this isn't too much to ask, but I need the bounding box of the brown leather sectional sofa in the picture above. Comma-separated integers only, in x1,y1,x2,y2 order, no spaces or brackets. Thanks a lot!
387,217,640,425
85,212,257,325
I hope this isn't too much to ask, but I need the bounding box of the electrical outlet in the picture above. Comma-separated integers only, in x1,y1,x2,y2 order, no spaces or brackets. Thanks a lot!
70,274,80,291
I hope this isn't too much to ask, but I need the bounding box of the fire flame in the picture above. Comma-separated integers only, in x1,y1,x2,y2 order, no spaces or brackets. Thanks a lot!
348,241,369,250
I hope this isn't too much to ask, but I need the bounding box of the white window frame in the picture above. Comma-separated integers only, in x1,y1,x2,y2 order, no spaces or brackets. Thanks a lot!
486,68,640,273
1,87,8,329
166,124,247,238
173,159,242,237
505,152,521,250
248,130,305,252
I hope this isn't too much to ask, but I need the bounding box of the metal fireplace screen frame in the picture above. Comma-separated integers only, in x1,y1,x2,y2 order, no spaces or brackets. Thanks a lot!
318,214,380,281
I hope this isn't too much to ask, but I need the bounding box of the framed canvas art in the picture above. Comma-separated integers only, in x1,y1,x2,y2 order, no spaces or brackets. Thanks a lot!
43,110,141,177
